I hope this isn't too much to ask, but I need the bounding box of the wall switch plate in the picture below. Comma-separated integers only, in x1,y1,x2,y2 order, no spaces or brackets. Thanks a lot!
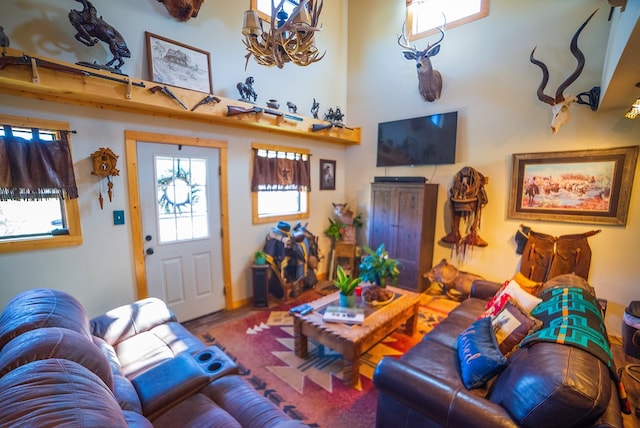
113,210,125,225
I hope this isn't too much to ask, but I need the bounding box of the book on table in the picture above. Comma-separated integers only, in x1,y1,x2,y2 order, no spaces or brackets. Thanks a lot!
323,305,365,325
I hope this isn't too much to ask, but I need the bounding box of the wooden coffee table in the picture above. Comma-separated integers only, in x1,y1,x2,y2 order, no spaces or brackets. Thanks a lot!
292,286,421,387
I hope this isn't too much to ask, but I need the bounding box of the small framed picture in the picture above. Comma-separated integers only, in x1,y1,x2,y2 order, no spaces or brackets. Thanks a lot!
320,159,336,190
145,32,213,94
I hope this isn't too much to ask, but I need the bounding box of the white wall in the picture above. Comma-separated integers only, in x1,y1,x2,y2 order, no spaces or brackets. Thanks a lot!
346,0,640,336
0,0,349,317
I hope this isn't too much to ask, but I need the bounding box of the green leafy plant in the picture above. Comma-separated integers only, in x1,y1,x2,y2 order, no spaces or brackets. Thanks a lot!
334,265,362,296
254,250,267,265
358,244,399,287
324,217,346,241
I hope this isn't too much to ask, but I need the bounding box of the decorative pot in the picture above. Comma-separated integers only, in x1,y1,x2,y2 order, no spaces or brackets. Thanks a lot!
339,293,355,308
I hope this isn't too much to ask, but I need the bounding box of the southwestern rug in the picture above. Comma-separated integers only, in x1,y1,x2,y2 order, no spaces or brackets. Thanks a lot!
186,292,459,428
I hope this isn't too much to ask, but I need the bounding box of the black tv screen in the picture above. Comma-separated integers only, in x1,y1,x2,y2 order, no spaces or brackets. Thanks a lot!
376,111,458,167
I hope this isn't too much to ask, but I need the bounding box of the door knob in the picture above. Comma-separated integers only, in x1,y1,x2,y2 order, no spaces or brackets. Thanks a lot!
145,235,152,241
146,248,154,255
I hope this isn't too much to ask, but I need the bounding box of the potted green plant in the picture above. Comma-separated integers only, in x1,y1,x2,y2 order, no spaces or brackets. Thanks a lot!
358,244,398,304
334,265,362,307
254,250,267,265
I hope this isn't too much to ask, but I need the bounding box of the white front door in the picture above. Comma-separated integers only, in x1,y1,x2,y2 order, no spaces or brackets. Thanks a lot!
137,141,224,321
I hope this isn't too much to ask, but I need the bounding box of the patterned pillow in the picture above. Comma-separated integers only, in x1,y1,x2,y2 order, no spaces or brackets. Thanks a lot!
491,299,542,356
457,317,508,389
479,279,542,319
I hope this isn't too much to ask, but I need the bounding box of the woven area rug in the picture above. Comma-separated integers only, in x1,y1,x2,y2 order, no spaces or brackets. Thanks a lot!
186,293,459,428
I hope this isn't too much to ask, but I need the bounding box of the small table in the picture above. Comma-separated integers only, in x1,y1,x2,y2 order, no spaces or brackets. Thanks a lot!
291,286,421,387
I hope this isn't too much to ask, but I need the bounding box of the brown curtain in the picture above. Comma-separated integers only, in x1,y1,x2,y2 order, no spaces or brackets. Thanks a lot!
251,149,311,192
0,128,78,201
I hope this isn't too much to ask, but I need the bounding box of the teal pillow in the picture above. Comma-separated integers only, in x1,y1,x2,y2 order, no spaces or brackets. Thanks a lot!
457,317,508,389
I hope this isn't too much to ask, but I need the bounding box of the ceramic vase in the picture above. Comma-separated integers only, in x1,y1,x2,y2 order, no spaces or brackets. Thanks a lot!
339,293,355,308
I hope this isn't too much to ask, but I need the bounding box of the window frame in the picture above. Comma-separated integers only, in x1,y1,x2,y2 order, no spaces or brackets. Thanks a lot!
251,142,310,225
0,114,82,253
406,0,489,41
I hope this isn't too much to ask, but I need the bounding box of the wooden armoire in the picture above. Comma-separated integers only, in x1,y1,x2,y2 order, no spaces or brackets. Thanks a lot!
368,182,438,292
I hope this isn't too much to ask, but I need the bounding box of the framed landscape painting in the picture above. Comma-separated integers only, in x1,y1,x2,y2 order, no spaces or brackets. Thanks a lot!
145,32,213,94
508,146,638,225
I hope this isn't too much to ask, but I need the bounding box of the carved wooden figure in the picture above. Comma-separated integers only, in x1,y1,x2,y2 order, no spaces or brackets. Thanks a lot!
530,10,597,134
398,20,445,102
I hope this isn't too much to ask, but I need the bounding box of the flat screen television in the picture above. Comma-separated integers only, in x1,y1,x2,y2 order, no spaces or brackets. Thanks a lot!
376,111,458,167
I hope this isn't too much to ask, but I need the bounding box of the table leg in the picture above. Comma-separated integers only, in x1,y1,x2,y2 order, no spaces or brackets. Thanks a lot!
294,320,308,358
404,304,419,336
343,345,359,387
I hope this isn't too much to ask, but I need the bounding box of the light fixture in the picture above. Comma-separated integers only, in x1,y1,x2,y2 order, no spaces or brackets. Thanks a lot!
625,98,640,119
242,0,324,69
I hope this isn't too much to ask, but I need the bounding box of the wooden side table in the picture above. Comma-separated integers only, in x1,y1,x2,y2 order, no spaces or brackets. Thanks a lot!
333,241,356,278
251,264,270,308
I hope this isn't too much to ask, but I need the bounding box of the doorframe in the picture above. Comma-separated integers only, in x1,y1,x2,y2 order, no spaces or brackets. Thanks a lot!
124,130,233,310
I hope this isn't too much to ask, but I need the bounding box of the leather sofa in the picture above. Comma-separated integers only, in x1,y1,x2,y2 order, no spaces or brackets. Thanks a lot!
373,273,624,428
0,288,307,427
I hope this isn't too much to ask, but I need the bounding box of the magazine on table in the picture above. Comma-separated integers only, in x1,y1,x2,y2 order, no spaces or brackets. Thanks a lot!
323,305,365,325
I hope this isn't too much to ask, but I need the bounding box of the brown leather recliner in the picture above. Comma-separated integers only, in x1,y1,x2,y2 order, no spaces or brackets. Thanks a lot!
0,288,308,428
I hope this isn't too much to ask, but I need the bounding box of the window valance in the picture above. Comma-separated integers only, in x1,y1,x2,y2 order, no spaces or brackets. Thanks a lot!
251,149,311,192
0,127,78,201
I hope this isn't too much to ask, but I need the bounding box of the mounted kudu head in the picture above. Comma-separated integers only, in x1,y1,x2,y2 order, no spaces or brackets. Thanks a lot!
530,10,597,134
398,19,446,102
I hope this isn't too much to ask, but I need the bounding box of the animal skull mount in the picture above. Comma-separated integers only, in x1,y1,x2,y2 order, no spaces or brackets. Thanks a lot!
157,0,204,21
530,9,597,134
398,20,446,102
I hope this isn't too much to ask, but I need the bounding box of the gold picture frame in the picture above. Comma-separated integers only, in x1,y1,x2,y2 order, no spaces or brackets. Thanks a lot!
508,146,638,225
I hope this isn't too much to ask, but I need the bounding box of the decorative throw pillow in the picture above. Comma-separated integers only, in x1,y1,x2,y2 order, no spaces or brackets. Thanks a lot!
511,272,542,295
479,279,542,320
457,317,508,389
491,299,542,356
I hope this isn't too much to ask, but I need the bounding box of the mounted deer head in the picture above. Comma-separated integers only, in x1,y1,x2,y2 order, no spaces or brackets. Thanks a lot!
157,0,204,21
530,10,597,134
398,19,446,102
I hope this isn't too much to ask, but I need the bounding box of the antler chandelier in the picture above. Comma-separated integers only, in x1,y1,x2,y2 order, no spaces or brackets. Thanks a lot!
242,0,324,69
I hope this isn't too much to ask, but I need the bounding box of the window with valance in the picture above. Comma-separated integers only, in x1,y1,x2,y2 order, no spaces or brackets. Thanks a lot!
0,114,82,253
251,144,310,224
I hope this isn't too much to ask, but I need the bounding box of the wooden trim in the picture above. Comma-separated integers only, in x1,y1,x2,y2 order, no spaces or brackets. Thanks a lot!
0,48,360,146
407,0,489,41
124,130,233,309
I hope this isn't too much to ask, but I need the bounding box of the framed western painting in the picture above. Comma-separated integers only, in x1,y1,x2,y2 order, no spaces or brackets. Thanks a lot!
508,146,638,225
145,32,213,94
320,159,336,190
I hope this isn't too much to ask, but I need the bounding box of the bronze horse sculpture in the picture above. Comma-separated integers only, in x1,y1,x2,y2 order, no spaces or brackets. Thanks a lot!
68,0,131,70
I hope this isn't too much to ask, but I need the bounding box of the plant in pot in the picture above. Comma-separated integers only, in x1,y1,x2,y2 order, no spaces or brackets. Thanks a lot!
254,250,267,265
334,265,362,307
358,244,399,305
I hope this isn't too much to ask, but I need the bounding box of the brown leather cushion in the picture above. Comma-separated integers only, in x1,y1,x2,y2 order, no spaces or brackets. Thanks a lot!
90,297,176,346
0,327,114,390
0,288,91,349
131,352,210,419
489,343,611,427
0,359,128,427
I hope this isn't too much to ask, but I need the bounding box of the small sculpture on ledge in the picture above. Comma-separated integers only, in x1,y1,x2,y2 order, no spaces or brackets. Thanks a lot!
311,98,320,118
68,0,131,71
237,76,257,103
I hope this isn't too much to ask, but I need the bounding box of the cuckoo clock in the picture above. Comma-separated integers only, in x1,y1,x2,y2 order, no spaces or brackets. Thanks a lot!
91,148,119,209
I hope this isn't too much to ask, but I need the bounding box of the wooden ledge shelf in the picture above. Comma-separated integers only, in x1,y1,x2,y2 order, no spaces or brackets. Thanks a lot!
0,48,361,146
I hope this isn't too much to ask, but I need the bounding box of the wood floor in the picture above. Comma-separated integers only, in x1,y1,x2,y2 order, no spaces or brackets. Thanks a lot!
183,293,640,428
611,335,640,428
